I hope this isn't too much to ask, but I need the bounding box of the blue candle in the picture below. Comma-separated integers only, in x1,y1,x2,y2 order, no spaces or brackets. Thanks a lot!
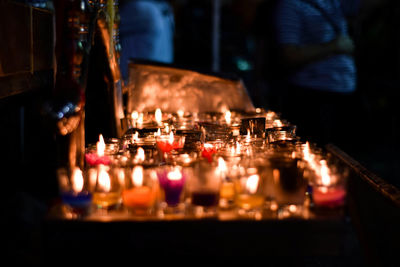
61,191,93,208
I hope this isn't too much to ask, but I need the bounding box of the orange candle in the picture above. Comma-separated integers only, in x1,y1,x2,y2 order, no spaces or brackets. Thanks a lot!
122,186,155,209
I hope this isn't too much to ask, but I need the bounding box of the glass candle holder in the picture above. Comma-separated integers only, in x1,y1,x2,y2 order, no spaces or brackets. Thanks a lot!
57,167,93,217
89,164,122,211
156,132,185,155
308,159,348,209
235,167,265,218
186,160,222,218
156,165,187,217
266,124,297,147
266,152,307,218
121,166,158,216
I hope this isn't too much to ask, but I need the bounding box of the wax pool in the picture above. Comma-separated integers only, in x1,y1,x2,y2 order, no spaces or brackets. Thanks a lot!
312,186,346,208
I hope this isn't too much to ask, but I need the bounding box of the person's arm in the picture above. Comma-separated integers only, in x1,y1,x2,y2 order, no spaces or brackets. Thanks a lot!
281,35,355,68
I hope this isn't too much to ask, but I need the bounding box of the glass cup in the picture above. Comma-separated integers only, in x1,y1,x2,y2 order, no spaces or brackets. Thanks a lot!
88,164,123,212
235,167,265,219
156,165,187,218
307,158,348,209
121,165,159,216
186,160,222,218
57,167,93,217
265,152,307,218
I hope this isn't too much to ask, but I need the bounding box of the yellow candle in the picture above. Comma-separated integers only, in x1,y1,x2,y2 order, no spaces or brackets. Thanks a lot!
236,194,264,210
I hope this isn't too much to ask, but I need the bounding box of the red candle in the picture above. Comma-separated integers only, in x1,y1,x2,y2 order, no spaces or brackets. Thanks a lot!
201,144,216,163
312,186,346,208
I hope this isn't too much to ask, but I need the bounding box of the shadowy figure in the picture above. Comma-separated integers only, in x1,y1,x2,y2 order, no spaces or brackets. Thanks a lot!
258,0,360,147
119,0,175,82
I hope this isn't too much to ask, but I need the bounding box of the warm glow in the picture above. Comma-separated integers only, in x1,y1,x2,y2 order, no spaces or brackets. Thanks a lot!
204,143,214,149
132,166,144,187
72,167,84,192
132,131,139,143
135,147,145,162
177,110,184,118
303,142,311,162
273,119,283,127
168,131,174,144
225,110,231,125
98,167,111,192
167,168,183,181
246,129,251,142
155,128,161,136
217,157,227,173
131,111,139,120
155,108,162,125
320,160,331,186
117,168,125,187
246,174,260,194
138,113,144,126
97,134,105,156
165,124,170,134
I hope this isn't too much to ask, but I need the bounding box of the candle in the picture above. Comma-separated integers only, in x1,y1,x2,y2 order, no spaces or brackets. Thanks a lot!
157,167,186,206
235,174,264,211
311,160,346,208
312,186,346,208
201,143,217,163
156,132,185,153
122,166,156,213
92,166,121,209
85,134,111,166
59,167,92,211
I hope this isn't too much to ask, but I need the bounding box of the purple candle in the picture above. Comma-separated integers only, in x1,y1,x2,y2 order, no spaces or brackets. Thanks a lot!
157,168,186,206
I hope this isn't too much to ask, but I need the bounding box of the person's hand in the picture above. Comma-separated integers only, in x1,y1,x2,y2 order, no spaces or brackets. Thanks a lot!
334,35,355,54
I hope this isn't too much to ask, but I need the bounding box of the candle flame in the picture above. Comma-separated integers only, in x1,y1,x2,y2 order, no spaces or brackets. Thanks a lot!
320,160,331,186
72,167,84,192
273,119,283,127
177,110,184,118
225,110,231,125
131,111,139,120
138,113,143,126
167,168,182,181
97,134,105,156
132,166,143,187
117,168,125,187
155,108,162,125
217,157,227,173
155,128,161,136
246,129,251,142
135,147,145,162
98,167,111,192
168,131,174,144
246,174,259,194
132,131,139,143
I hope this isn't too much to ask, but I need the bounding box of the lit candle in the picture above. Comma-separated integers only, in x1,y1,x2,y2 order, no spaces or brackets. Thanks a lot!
225,110,231,125
236,173,264,211
60,167,92,210
85,134,111,166
155,108,163,126
157,167,186,206
312,160,346,208
122,166,156,213
92,165,121,209
131,111,139,128
156,131,185,153
201,143,217,163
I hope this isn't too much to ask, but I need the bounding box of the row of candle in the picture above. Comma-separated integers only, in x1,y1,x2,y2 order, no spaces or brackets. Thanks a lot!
59,109,348,219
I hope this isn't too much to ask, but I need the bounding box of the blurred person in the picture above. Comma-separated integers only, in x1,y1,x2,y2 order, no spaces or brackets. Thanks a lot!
272,0,360,147
119,0,175,82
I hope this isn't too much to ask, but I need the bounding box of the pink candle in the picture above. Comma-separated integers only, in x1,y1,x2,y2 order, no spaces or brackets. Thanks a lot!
313,186,346,208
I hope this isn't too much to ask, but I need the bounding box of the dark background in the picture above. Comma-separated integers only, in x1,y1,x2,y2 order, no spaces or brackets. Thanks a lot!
1,0,400,264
